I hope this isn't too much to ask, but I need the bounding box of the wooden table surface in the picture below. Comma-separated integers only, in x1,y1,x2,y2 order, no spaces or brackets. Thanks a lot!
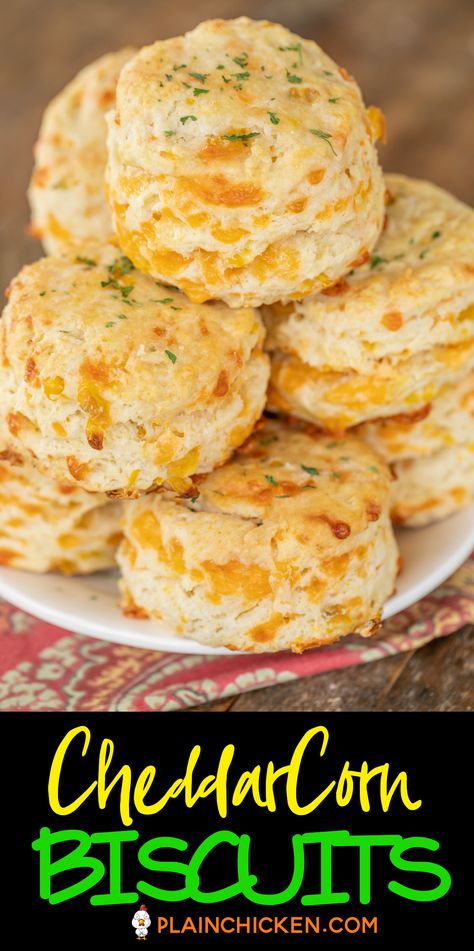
1,0,473,711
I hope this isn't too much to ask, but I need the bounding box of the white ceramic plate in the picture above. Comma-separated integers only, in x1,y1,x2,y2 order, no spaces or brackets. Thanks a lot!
0,506,473,655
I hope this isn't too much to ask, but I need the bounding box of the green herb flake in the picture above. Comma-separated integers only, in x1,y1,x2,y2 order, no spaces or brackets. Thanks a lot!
173,63,187,71
268,111,280,124
216,64,225,70
193,87,209,96
151,297,174,305
164,130,176,137
332,471,342,479
310,128,337,155
368,465,379,473
279,42,303,65
190,496,199,504
276,495,290,499
181,82,192,89
286,70,302,84
323,70,333,76
222,132,260,143
431,230,441,239
188,71,208,83
302,464,319,476
75,256,96,268
264,474,278,486
233,71,250,81
419,249,429,260
165,73,173,81
38,290,47,297
117,313,128,320
165,350,177,364
180,115,197,124
233,54,248,68
105,321,115,328
259,435,279,446
328,97,341,103
369,254,386,269
325,441,338,449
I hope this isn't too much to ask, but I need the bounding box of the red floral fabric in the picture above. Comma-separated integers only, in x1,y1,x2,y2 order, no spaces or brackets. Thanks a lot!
0,555,472,711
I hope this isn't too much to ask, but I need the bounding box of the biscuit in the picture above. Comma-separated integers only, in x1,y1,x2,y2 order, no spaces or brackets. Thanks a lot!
29,49,135,254
357,371,474,462
0,442,121,573
390,444,474,526
264,174,474,372
1,245,269,494
117,419,398,653
105,17,385,307
265,174,474,428
268,340,474,430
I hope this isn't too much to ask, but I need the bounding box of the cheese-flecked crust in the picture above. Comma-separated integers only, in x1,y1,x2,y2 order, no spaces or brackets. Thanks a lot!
390,444,474,526
357,371,474,462
267,339,474,430
264,175,474,372
105,17,384,307
29,49,135,255
117,419,398,653
1,246,269,494
0,441,122,573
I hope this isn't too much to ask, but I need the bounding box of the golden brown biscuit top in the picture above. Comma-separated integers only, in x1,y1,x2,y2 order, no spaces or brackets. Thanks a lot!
190,419,392,543
114,17,378,178
2,245,262,418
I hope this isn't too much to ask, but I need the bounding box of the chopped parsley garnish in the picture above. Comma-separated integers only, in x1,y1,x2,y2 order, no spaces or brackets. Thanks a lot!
165,74,173,81
165,350,177,364
279,42,303,65
193,87,209,96
419,249,429,259
190,496,199,504
188,71,208,83
268,111,280,124
173,63,187,71
75,256,96,268
222,132,260,143
323,70,333,76
369,254,386,269
216,64,225,70
117,313,128,320
180,115,197,124
107,255,134,276
164,130,176,137
39,290,46,296
222,75,231,84
286,70,302,84
233,54,248,68
310,129,337,155
259,434,278,446
302,465,319,476
182,82,192,89
368,465,379,473
152,297,174,305
105,321,115,328
276,495,289,499
332,471,342,479
265,474,278,486
233,71,250,81
431,230,441,239
328,97,341,103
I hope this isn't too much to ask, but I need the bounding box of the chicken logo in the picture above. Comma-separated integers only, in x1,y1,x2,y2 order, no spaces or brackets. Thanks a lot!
131,904,151,940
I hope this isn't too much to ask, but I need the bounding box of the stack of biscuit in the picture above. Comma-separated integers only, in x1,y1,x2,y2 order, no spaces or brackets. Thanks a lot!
1,17,472,652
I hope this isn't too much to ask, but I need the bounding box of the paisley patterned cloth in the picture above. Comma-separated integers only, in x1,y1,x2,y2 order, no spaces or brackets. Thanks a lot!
0,554,472,711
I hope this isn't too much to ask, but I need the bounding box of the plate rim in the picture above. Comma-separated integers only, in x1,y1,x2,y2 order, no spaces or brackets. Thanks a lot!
0,506,473,656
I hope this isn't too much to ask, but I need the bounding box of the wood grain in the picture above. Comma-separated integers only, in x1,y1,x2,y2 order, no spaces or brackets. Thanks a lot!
1,0,472,710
